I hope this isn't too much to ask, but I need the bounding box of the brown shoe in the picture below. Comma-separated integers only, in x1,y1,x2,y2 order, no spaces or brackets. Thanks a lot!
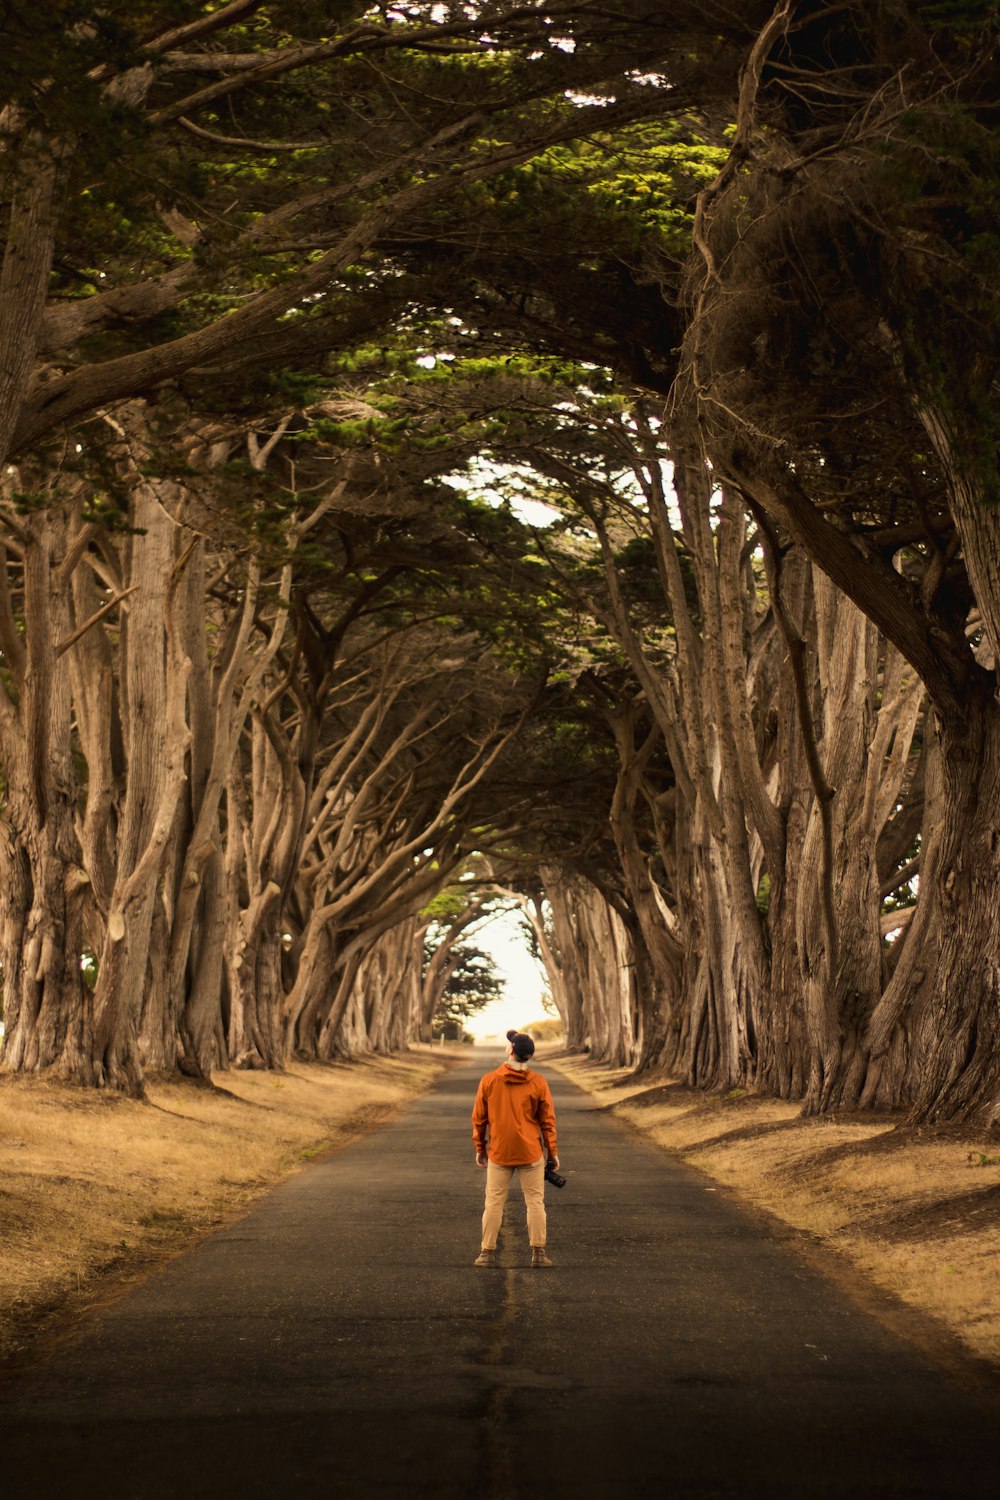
530,1247,554,1268
475,1248,497,1267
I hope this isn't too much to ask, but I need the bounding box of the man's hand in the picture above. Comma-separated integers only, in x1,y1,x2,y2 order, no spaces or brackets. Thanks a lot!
548,1155,560,1172
475,1150,488,1168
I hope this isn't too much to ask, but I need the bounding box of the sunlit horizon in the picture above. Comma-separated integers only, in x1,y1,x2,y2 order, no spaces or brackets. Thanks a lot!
461,907,552,1041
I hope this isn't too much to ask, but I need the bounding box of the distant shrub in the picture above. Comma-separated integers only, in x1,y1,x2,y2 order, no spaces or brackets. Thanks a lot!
523,1018,563,1041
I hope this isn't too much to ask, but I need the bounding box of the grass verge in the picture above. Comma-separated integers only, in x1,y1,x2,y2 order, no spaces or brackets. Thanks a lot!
0,1046,460,1367
551,1052,1000,1372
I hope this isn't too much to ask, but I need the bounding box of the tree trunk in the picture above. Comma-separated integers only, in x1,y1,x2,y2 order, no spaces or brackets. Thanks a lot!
795,570,882,1112
539,871,587,1049
873,700,1000,1125
0,140,58,467
0,511,94,1082
89,465,192,1094
228,882,285,1070
606,706,684,1069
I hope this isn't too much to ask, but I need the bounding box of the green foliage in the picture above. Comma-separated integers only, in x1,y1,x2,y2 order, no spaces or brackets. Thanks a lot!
755,873,771,915
875,102,1000,503
10,491,49,514
79,492,137,534
2,3,146,133
523,1017,562,1040
420,885,476,924
506,125,728,255
431,940,505,1030
299,1139,333,1161
915,1,1000,33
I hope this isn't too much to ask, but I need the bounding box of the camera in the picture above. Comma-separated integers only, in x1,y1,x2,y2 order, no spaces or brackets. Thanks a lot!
544,1161,567,1189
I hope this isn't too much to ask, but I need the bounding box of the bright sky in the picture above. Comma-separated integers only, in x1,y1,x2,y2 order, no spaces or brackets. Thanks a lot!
464,907,550,1041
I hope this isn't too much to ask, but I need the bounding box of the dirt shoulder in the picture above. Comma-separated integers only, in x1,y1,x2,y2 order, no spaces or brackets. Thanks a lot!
550,1052,1000,1374
0,1045,462,1368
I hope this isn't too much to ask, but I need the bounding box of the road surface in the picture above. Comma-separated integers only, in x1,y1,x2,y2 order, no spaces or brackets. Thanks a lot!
1,1048,997,1498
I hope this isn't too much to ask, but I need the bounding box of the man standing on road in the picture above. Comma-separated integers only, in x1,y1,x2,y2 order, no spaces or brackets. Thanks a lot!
472,1029,559,1269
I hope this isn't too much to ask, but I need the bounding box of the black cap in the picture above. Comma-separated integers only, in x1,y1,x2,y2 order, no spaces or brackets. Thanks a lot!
506,1028,535,1060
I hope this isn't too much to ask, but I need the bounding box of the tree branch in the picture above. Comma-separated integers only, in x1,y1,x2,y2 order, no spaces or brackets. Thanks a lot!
55,585,138,658
177,116,328,152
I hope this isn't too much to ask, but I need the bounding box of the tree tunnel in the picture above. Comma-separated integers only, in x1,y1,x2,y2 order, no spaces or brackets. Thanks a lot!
1,3,999,1124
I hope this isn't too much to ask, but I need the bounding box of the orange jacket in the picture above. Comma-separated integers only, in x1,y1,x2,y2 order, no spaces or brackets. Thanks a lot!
472,1063,557,1166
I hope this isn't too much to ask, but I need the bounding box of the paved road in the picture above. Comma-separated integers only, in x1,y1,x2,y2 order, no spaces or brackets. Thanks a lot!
1,1050,997,1498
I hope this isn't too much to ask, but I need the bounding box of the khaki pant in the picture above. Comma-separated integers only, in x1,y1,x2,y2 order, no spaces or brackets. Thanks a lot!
482,1157,546,1250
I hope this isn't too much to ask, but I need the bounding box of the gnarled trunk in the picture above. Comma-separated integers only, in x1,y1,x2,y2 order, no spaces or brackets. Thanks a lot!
0,511,94,1083
539,870,587,1049
865,699,1000,1125
89,467,191,1094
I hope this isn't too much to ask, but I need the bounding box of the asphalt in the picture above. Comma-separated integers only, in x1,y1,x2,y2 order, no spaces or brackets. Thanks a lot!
1,1048,997,1499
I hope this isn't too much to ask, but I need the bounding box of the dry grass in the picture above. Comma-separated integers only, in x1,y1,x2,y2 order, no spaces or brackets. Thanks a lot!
0,1047,457,1364
552,1053,1000,1369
